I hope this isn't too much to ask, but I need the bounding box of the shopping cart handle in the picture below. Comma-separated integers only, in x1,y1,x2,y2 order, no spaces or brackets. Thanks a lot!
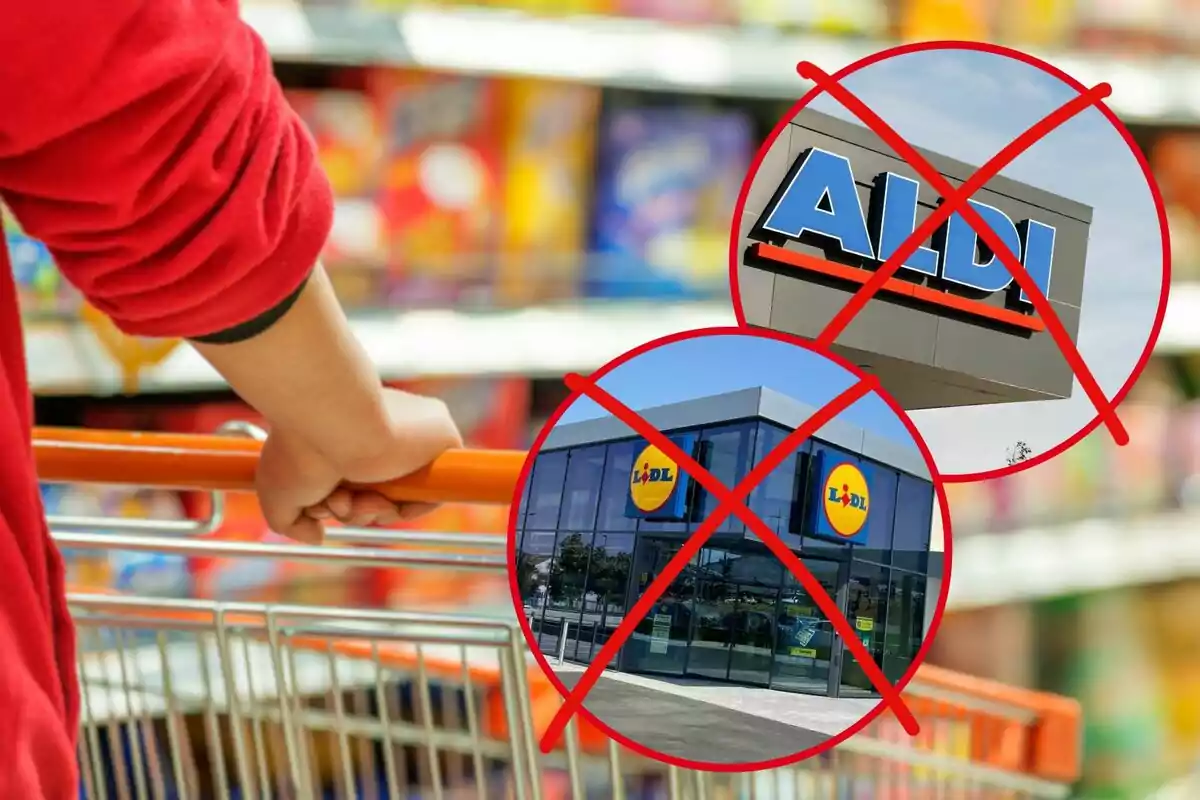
32,427,526,506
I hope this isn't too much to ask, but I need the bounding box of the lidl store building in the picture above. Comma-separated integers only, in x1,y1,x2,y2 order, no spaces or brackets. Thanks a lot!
514,387,941,699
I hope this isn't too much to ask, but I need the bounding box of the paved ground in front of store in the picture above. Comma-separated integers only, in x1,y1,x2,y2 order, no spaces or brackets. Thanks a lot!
543,660,877,764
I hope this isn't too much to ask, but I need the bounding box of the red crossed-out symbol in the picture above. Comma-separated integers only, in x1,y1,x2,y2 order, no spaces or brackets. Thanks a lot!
790,58,1126,446
538,370,919,753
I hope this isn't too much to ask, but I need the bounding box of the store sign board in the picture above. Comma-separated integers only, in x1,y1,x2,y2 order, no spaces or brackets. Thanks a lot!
807,451,872,545
625,433,697,521
757,146,1056,332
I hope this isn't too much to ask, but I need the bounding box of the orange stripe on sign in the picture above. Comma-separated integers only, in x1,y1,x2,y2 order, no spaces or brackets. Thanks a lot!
749,243,1045,333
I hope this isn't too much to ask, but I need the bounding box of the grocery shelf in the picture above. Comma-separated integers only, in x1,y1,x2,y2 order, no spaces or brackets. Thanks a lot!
1157,283,1200,355
949,511,1200,611
244,3,1200,124
24,302,735,395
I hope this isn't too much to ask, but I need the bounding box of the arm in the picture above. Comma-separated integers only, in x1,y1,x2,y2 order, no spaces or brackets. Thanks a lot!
0,1,459,528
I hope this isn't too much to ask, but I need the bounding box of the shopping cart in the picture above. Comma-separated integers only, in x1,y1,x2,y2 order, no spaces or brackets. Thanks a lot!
34,426,1084,800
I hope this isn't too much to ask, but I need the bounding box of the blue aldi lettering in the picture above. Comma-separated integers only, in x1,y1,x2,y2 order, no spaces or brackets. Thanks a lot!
760,147,1056,307
827,486,868,511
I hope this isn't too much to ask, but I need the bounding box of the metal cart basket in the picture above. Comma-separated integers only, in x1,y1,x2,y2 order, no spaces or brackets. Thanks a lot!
34,426,1083,800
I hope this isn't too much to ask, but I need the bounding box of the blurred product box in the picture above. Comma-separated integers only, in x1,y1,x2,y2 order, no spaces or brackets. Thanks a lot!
484,0,613,13
614,0,736,24
497,79,600,306
1072,0,1175,54
368,68,504,308
285,87,390,309
891,0,998,40
1036,593,1172,796
993,0,1077,47
587,106,752,300
739,0,887,36
285,88,384,198
1150,130,1200,282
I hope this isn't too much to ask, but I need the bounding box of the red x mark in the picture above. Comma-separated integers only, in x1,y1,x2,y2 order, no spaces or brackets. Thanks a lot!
538,370,920,753
794,62,1126,446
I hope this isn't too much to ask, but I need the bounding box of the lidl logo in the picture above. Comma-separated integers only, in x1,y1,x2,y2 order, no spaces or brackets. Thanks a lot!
625,434,696,520
628,445,679,514
821,462,870,540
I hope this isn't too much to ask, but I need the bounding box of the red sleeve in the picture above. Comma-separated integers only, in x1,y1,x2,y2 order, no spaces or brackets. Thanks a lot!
0,0,333,339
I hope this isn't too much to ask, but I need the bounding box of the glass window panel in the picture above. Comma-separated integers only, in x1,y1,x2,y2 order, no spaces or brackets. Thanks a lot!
621,539,697,676
882,572,927,684
772,557,841,694
578,533,635,666
686,422,755,536
544,532,593,662
516,530,557,655
858,462,897,565
748,422,808,549
893,474,933,573
595,440,638,532
558,446,606,532
526,450,568,531
839,561,890,696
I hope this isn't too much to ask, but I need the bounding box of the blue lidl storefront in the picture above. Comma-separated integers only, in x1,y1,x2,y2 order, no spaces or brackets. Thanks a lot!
514,387,941,699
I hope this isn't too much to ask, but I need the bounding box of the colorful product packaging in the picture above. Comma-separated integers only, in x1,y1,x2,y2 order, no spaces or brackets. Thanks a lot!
497,79,600,306
892,0,998,41
367,69,504,308
739,0,887,36
1151,132,1200,282
285,89,383,199
588,106,752,300
614,0,735,23
285,89,388,310
1071,0,1176,54
992,0,1077,47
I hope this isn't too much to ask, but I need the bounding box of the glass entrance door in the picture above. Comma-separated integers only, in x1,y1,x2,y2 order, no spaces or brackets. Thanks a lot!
727,582,778,687
770,557,842,694
621,538,696,676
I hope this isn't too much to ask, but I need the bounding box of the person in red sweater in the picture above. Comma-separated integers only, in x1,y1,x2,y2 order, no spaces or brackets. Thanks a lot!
0,3,464,796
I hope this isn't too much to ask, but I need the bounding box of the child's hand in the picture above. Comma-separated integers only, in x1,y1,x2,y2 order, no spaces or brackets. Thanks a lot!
254,388,463,544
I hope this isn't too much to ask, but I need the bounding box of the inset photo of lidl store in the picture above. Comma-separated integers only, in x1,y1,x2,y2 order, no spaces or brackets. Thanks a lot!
514,387,943,700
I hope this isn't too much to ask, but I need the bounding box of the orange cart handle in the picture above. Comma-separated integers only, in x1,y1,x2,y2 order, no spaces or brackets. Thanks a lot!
34,427,525,506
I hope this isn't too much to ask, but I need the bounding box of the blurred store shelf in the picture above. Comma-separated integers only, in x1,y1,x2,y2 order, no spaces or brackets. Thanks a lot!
26,282,1200,394
1158,283,1200,354
24,302,734,395
949,511,1200,610
244,3,1200,125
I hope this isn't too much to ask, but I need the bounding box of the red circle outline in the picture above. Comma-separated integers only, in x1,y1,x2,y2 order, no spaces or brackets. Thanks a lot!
726,40,1172,483
506,325,954,772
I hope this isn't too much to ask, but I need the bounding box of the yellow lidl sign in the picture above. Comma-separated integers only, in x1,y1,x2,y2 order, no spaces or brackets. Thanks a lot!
625,435,695,520
819,460,870,541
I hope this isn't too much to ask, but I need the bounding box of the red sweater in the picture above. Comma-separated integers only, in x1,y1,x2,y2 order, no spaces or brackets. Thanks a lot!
0,2,333,795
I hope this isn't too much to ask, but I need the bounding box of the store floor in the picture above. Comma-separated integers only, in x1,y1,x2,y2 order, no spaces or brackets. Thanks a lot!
546,662,877,764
